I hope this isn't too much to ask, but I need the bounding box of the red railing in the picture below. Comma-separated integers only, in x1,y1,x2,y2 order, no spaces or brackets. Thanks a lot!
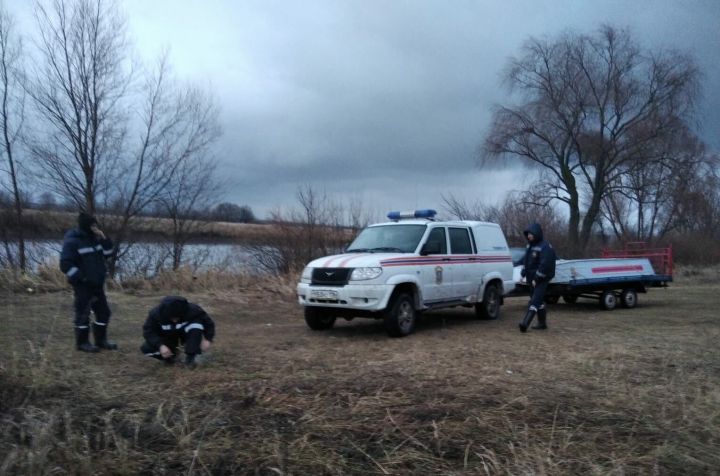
601,242,673,277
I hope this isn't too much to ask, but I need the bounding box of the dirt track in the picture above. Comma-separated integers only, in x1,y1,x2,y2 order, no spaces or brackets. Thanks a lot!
1,283,719,474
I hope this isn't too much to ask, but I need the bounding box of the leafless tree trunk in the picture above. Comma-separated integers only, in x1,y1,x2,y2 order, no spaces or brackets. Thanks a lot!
483,25,700,256
27,0,130,215
0,6,26,271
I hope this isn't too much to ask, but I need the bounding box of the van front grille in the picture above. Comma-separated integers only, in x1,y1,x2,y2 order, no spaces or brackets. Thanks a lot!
311,268,351,286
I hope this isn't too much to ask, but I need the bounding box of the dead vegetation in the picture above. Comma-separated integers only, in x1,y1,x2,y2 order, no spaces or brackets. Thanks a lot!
1,282,719,475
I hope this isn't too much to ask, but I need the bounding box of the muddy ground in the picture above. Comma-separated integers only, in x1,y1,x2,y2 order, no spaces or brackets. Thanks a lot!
1,282,719,475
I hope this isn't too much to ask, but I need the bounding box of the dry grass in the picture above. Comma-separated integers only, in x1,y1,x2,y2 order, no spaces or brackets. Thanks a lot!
1,281,719,475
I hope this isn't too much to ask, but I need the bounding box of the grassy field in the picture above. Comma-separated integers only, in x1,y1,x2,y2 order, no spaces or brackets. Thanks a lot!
12,208,282,243
1,280,719,475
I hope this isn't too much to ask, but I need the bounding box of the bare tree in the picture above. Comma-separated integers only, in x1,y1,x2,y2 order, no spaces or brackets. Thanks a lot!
0,5,26,270
107,57,221,274
156,149,221,271
212,202,255,223
249,185,355,275
483,25,700,256
443,191,567,249
27,0,130,214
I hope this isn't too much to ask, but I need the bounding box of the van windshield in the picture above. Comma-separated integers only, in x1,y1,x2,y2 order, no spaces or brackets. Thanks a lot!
346,225,427,253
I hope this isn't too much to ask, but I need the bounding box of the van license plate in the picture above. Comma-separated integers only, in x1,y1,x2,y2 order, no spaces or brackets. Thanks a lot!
311,289,338,299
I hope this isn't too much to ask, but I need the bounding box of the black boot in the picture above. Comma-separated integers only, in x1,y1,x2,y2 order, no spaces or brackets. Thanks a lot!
185,354,197,369
93,323,118,350
532,308,548,330
75,328,99,352
518,309,536,333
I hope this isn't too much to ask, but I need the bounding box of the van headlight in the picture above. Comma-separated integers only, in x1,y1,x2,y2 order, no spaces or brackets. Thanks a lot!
301,267,313,282
350,267,383,281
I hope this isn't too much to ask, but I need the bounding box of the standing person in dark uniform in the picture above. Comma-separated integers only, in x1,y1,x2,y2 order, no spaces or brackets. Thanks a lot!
60,212,118,352
140,296,215,369
519,223,557,332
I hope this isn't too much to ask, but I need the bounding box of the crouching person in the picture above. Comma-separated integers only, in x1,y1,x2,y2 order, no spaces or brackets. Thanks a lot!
140,296,215,368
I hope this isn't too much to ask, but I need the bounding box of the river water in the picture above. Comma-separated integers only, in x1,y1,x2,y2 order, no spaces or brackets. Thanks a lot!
2,240,259,277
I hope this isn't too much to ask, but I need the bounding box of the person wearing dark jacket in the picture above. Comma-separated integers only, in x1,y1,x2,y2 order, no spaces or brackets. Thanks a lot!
60,212,117,352
519,223,557,332
140,296,215,368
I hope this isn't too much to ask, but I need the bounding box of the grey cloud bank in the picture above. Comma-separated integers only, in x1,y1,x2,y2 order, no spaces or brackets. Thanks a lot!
13,0,720,217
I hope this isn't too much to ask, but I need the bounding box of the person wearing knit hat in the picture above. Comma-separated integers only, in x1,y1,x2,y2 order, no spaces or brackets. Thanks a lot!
140,296,215,369
59,212,117,352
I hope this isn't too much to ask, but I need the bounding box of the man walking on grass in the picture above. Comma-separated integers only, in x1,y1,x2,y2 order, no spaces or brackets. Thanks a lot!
60,212,118,352
519,223,557,332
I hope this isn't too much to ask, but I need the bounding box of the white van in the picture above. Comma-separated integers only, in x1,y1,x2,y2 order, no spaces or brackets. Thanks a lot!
296,210,515,337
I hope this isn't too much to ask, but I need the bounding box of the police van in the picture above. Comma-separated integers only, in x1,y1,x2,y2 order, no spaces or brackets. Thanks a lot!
296,209,515,337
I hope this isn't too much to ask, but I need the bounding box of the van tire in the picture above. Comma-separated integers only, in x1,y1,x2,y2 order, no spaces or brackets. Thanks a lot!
475,284,501,320
384,293,416,337
304,307,336,330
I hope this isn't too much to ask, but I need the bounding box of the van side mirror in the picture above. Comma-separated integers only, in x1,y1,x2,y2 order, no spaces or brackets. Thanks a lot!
421,242,441,256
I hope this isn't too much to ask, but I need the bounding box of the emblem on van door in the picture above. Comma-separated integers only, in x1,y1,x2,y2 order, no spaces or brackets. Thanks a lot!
435,266,443,284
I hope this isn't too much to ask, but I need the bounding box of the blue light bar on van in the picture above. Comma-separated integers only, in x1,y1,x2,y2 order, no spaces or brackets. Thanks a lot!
387,209,437,220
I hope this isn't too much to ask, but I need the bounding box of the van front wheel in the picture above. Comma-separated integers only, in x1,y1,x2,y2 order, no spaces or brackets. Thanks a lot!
304,307,336,330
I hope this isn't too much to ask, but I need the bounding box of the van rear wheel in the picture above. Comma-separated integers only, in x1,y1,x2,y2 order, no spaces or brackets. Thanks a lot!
475,284,501,320
384,293,416,337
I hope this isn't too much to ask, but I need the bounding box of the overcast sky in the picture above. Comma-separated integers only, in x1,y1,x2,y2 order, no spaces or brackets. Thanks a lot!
11,0,720,218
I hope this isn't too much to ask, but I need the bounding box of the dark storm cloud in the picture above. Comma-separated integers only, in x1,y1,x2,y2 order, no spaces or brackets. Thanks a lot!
12,0,720,216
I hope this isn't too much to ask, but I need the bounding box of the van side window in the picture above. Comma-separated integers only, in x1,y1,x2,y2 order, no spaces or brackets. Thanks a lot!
449,227,473,254
426,227,447,254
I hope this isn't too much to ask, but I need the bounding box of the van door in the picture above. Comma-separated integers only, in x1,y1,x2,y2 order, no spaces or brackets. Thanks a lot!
448,226,475,299
420,226,454,303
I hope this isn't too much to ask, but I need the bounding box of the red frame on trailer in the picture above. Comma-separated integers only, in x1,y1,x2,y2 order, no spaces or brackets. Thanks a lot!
601,242,673,277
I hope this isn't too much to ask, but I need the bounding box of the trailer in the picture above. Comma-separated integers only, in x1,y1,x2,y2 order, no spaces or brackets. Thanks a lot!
514,243,673,310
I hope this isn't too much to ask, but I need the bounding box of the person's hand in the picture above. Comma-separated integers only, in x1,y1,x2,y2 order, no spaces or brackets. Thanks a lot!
159,345,173,359
90,224,106,240
532,280,537,287
200,338,211,352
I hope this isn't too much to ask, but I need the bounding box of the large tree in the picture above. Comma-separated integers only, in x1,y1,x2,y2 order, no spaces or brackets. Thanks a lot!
28,0,130,214
0,4,26,270
483,25,700,255
25,0,221,276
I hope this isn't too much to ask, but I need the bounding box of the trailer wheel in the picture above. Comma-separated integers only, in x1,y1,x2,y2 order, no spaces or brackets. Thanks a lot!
563,295,578,304
304,307,336,330
620,289,637,309
600,291,617,311
544,295,560,304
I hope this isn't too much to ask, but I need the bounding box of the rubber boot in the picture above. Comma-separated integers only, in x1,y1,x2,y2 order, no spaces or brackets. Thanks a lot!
75,328,99,352
93,323,118,350
518,309,536,333
185,354,197,369
532,308,548,330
